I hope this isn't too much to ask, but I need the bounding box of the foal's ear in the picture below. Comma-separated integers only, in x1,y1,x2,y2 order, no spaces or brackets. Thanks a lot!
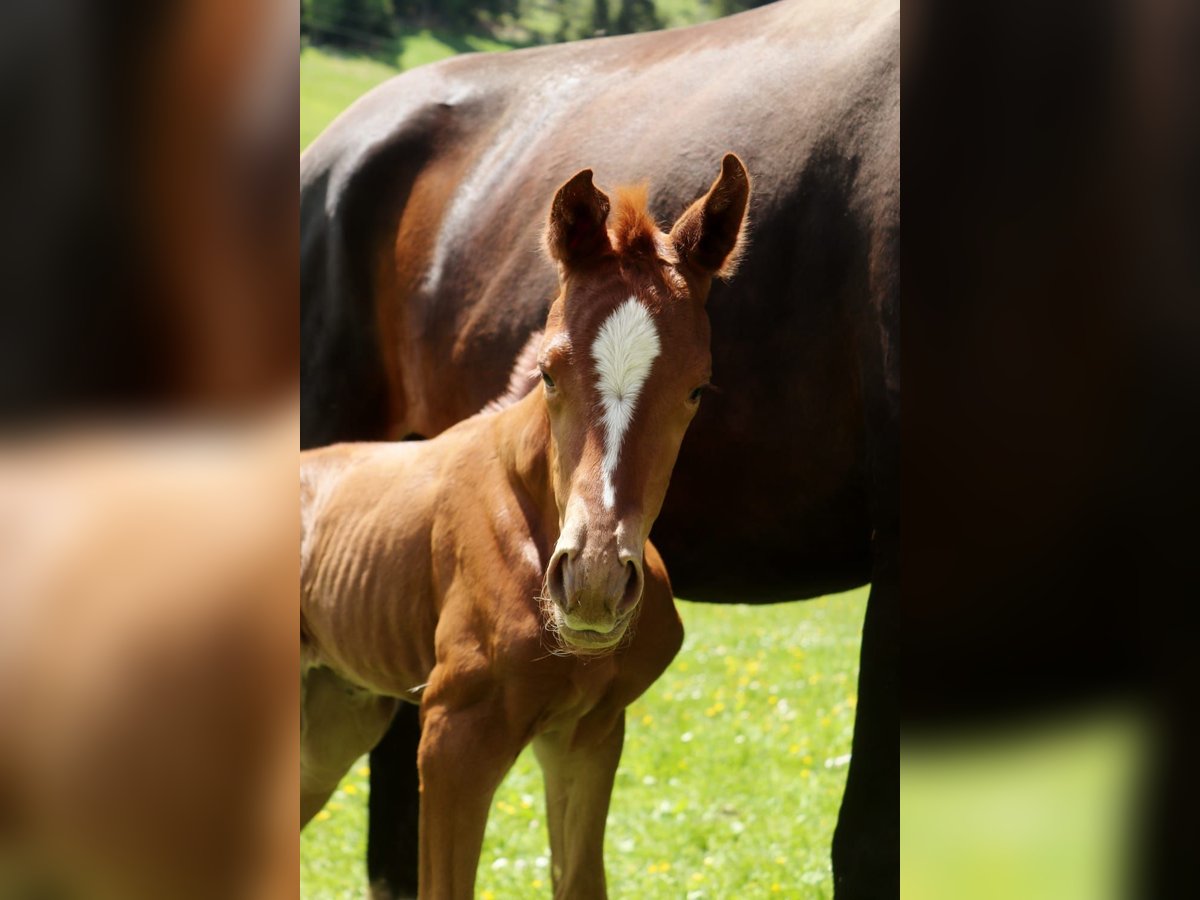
545,169,613,266
669,153,751,279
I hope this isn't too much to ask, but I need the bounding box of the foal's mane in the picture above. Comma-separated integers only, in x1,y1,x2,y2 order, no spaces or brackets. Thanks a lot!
482,330,543,413
610,185,677,265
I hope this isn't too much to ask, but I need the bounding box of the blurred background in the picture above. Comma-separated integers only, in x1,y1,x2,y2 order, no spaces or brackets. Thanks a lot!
1,1,299,897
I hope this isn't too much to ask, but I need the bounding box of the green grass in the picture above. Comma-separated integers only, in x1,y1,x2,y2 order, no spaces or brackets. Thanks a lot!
300,46,400,150
301,588,867,899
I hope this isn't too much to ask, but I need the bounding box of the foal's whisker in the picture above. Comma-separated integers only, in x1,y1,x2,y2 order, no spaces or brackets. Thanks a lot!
533,576,643,661
535,585,577,659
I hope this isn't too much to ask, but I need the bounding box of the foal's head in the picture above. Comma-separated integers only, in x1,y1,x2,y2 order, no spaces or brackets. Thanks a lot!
538,154,750,652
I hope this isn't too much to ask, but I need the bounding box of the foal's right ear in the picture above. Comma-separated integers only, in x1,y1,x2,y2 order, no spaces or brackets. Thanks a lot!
545,169,613,266
670,153,751,280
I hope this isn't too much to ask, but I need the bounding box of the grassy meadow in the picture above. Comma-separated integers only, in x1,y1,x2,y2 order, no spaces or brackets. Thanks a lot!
301,590,867,899
300,36,868,899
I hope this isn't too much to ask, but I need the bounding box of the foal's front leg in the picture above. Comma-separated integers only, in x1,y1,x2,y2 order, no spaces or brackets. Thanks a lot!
416,694,519,900
532,712,625,900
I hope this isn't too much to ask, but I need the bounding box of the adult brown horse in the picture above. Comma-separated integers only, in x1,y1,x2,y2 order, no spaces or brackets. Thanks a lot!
300,1,898,897
302,159,749,899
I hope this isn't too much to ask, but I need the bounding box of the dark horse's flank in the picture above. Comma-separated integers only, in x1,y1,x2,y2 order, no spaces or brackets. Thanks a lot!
300,0,898,897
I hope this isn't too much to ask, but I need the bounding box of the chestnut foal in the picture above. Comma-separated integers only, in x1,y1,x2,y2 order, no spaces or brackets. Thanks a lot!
300,155,750,899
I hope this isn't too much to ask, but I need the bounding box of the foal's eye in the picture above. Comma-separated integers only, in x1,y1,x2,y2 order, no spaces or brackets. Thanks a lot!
541,370,556,391
688,385,707,404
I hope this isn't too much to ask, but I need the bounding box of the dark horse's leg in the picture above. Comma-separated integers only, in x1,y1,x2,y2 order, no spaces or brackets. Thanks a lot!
833,224,899,896
366,703,422,900
832,535,899,898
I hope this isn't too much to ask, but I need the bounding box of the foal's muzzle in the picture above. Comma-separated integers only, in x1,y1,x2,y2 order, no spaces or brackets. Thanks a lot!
546,543,644,648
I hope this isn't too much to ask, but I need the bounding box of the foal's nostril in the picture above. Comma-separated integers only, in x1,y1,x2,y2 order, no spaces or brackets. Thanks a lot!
617,559,643,613
547,551,570,611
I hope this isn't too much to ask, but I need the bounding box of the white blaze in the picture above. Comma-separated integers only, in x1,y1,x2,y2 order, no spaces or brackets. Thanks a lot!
591,298,661,509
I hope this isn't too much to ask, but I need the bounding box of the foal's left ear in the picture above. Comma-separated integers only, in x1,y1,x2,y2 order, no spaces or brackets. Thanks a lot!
669,153,751,280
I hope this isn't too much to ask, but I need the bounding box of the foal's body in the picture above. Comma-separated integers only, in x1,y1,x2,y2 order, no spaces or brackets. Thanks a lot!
302,156,750,899
301,393,682,897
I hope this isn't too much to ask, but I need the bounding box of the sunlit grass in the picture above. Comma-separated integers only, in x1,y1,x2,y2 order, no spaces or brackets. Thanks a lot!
300,46,399,151
301,588,868,899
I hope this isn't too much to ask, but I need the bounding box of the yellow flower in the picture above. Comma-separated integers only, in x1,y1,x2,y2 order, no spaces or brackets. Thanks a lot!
771,884,782,893
481,892,495,900
532,879,543,889
315,810,331,822
801,768,812,779
691,872,705,883
774,856,787,865
642,714,653,725
343,783,358,795
356,765,370,777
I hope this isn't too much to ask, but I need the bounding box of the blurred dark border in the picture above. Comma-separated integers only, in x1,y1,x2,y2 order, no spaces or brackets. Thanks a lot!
903,0,1199,893
0,0,298,423
2,0,1198,894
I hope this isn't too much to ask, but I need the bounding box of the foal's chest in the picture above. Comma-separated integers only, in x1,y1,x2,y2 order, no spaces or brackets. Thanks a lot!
531,657,625,735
